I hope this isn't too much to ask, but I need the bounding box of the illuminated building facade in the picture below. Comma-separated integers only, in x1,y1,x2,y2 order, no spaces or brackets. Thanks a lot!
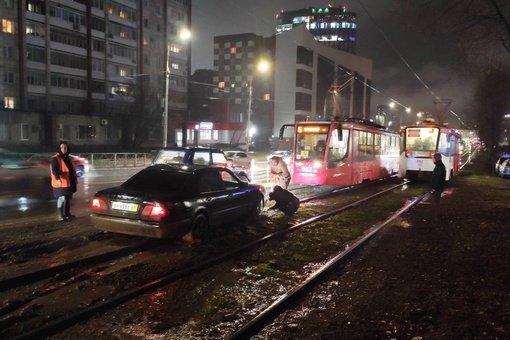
276,4,357,54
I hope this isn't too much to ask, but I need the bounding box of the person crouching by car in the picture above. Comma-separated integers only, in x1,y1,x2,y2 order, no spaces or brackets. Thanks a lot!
269,155,291,190
51,141,77,221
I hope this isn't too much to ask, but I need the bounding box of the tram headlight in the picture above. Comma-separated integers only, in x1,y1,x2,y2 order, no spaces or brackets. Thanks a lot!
312,160,323,169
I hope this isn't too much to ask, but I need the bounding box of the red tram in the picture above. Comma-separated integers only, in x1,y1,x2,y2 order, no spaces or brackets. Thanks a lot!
279,118,400,186
399,122,462,181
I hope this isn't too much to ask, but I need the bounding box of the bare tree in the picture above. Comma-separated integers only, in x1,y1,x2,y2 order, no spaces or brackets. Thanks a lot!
474,67,510,163
398,0,510,165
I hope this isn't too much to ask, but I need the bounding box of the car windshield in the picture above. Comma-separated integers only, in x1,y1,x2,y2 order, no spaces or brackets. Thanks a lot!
122,169,189,192
153,150,186,164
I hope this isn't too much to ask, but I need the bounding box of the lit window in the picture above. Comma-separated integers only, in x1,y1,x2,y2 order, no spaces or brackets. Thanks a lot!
2,19,15,33
119,10,126,18
218,82,225,88
230,47,236,54
171,62,179,70
264,93,270,101
120,31,125,38
143,38,148,45
107,8,114,15
4,96,15,109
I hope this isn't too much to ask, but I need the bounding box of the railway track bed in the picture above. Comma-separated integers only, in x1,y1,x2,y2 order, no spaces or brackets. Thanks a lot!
0,178,431,339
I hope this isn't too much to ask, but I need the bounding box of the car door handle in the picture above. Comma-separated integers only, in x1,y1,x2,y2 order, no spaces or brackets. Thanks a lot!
228,193,234,198
205,196,212,202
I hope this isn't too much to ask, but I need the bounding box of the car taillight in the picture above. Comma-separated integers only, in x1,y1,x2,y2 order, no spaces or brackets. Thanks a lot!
141,202,168,218
92,198,108,211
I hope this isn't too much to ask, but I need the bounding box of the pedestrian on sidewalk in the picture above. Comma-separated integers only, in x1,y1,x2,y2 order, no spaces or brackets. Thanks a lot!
51,141,77,221
430,152,446,220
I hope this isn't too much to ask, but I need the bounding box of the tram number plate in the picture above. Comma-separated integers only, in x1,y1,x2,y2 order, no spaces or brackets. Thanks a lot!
112,201,138,212
302,166,314,173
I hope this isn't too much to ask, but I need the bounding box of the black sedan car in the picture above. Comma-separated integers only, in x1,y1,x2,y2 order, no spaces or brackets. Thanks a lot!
91,164,266,239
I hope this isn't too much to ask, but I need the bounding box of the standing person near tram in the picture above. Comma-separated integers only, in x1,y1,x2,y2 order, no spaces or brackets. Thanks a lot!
430,152,446,221
269,155,291,190
51,141,78,221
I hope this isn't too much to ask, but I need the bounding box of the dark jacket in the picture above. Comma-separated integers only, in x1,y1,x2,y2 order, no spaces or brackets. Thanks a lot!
430,160,446,191
51,143,77,197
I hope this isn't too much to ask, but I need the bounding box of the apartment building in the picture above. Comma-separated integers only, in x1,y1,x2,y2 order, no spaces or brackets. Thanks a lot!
0,0,190,150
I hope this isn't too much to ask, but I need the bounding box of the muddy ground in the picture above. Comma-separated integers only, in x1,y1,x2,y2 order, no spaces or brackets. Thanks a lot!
260,158,510,339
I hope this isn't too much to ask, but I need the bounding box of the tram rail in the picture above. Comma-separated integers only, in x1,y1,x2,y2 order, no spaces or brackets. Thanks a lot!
2,180,414,339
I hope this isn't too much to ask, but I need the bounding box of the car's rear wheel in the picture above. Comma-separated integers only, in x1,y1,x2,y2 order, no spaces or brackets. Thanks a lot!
191,213,209,239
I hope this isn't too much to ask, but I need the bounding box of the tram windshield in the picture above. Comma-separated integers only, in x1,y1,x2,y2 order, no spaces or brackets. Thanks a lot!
295,125,349,162
405,127,438,152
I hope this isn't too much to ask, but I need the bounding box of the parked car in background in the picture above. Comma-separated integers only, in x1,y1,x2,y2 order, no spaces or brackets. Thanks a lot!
151,146,227,166
26,153,90,177
495,154,510,176
91,164,265,239
267,150,292,165
0,150,52,200
223,150,253,168
498,159,510,178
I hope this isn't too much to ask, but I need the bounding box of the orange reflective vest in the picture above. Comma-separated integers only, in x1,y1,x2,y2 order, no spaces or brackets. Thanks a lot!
51,154,71,188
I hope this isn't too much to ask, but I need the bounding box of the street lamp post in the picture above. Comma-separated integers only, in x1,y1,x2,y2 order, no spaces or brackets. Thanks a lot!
245,60,269,153
162,29,191,148
245,79,253,153
163,46,170,147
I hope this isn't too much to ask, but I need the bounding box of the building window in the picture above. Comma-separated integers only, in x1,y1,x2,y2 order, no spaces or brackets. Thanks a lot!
296,69,313,89
3,71,14,83
295,92,311,111
296,46,314,67
2,19,15,34
230,47,236,54
0,123,8,140
4,96,15,109
2,46,13,58
77,125,96,140
20,124,29,141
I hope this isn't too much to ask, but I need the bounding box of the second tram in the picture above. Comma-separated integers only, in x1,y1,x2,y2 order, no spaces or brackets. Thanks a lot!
399,122,462,181
280,118,400,186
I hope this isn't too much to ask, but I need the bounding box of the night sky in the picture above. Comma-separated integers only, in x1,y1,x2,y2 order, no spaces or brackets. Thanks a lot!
191,0,474,127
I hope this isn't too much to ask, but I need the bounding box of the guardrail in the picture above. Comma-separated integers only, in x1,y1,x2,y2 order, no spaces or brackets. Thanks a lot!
76,153,153,168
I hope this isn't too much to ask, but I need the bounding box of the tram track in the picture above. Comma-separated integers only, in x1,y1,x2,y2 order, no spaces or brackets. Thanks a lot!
228,190,430,339
1,179,416,339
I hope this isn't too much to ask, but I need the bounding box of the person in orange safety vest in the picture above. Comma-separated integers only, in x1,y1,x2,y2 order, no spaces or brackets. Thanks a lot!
51,141,77,220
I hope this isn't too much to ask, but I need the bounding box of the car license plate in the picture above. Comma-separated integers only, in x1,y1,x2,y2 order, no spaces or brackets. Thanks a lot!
112,201,138,212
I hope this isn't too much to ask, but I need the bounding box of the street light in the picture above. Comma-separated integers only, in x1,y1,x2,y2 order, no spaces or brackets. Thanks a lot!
245,59,269,152
163,29,191,147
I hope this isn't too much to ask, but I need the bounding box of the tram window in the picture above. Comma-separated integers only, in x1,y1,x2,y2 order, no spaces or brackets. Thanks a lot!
374,134,381,155
438,133,449,155
328,129,348,166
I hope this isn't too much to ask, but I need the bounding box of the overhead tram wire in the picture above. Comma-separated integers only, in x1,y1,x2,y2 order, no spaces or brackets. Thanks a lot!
195,1,416,117
356,1,472,128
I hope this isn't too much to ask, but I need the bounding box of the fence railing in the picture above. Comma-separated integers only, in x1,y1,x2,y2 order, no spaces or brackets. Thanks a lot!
77,153,153,168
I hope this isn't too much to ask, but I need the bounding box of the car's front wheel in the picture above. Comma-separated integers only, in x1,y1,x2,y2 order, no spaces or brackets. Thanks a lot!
75,166,85,177
246,194,265,221
191,213,209,239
